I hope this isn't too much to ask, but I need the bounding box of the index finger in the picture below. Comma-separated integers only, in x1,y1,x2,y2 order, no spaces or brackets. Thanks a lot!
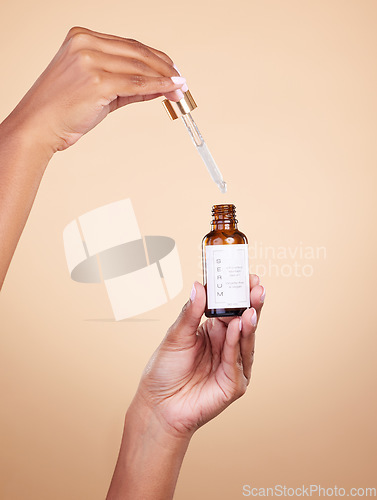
65,27,176,67
213,274,263,327
239,307,257,382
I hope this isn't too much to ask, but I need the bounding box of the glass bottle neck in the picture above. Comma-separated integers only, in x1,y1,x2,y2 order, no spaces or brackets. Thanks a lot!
211,204,238,231
211,220,238,231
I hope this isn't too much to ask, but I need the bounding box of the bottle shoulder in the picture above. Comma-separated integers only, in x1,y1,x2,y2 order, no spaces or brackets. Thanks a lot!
202,229,248,245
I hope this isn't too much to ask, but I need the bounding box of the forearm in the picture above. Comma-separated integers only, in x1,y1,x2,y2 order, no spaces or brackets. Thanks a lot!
106,397,191,500
0,114,52,289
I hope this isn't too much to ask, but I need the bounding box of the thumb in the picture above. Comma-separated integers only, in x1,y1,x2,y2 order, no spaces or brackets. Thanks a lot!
166,281,206,346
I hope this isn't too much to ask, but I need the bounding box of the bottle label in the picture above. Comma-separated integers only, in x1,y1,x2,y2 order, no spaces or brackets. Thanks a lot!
205,244,250,310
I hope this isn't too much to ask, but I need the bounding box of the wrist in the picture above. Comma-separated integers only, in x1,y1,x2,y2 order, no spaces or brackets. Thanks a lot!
127,394,193,449
107,396,191,500
1,110,55,170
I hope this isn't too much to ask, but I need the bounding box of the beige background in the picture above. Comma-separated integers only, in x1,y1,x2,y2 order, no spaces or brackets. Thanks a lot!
1,0,377,498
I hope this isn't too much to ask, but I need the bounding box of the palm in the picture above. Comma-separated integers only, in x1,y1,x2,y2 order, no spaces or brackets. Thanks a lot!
137,277,262,438
141,317,243,435
56,94,160,150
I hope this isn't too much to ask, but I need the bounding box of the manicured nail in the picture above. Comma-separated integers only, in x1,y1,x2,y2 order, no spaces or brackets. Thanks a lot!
190,283,196,302
175,89,184,100
260,286,266,303
173,66,189,92
171,76,186,86
239,318,243,331
250,308,257,327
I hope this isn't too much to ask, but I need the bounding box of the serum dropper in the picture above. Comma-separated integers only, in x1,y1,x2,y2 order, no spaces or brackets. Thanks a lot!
162,86,227,193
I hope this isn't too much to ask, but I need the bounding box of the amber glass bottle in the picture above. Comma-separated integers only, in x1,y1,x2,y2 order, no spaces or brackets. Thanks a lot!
202,204,250,317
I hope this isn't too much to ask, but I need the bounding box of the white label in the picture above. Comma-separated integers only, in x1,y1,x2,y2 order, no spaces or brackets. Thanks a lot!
205,244,250,310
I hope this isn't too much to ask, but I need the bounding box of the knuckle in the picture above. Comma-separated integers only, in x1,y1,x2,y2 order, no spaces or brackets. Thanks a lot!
156,77,169,88
76,49,95,67
129,74,147,88
90,70,105,87
69,32,92,51
67,26,84,39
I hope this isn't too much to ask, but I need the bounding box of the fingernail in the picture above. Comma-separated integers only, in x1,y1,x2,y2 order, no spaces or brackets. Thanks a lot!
239,318,243,331
251,308,257,327
173,66,189,92
190,283,196,302
260,286,266,303
175,89,184,100
171,76,186,86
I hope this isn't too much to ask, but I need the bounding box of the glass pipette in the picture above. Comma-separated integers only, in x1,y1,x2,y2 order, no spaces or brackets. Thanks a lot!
181,113,227,193
162,90,227,193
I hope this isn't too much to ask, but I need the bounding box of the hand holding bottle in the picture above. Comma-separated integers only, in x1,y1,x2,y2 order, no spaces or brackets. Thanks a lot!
107,276,265,499
133,276,265,437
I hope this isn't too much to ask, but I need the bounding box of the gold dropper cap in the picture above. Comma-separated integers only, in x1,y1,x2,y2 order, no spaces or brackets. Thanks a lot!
162,90,197,120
